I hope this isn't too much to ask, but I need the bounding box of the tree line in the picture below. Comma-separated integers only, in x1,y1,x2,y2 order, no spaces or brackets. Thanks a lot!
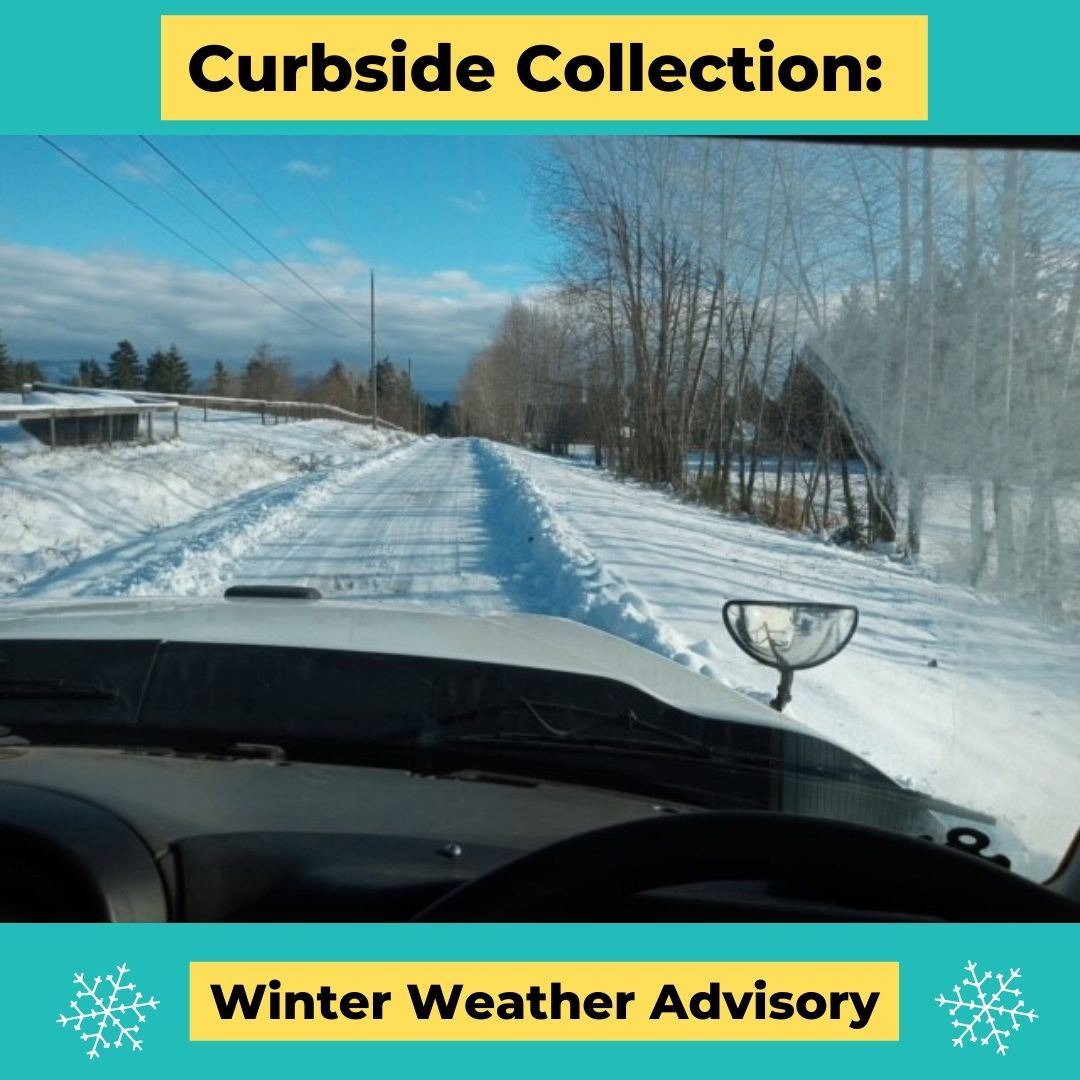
218,343,427,430
0,333,44,392
458,139,1080,618
0,333,431,433
0,338,196,396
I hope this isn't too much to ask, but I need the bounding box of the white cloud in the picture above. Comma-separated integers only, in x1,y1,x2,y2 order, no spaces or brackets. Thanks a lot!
286,159,331,179
112,154,168,184
448,190,486,215
307,236,348,257
0,240,537,395
421,269,481,292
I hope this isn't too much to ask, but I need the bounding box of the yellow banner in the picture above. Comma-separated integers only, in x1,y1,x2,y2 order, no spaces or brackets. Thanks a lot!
190,961,899,1041
161,15,927,121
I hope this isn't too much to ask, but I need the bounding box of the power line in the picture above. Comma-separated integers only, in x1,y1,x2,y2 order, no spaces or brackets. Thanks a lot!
38,136,350,340
98,138,265,273
299,162,355,245
210,137,295,235
102,137,333,315
281,139,385,393
288,138,371,273
208,136,354,301
139,136,368,332
282,138,387,371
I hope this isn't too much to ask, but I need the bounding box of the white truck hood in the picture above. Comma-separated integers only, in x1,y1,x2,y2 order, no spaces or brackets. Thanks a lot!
0,596,798,733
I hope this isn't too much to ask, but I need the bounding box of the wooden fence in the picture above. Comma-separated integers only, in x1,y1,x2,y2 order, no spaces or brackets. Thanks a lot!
23,382,405,432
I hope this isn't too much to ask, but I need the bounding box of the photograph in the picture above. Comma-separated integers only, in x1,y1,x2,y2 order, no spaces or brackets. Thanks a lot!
1,4,1078,1074
2,134,1078,923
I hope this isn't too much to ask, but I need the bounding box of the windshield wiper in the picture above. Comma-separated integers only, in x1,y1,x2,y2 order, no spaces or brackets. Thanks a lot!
421,698,910,787
0,678,119,701
419,697,712,756
444,729,713,759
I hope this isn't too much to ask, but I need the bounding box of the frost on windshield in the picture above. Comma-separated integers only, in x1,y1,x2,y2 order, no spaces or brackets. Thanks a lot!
456,139,1080,868
463,140,1080,621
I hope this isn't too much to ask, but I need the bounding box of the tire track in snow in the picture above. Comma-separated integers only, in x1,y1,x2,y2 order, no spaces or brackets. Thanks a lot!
17,440,422,599
211,437,513,611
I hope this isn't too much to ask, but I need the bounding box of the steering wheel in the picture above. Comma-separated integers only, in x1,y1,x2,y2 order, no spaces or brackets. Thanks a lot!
414,811,1079,921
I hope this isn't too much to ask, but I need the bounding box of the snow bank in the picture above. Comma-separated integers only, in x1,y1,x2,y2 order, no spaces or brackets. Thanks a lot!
17,439,421,599
0,407,411,593
476,440,717,680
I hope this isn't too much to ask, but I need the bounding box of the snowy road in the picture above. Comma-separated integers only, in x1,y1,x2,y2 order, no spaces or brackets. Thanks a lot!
227,437,511,610
4,426,1079,867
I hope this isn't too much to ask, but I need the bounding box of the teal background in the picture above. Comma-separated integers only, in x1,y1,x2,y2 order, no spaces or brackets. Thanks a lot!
10,922,1074,1076
0,0,1074,134
2,3,1075,1076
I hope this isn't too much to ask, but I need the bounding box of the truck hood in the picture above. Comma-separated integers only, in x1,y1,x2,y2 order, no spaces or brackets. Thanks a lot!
0,595,1043,877
0,595,791,730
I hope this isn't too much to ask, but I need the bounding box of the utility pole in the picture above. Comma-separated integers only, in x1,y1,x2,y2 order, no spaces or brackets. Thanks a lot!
369,268,377,429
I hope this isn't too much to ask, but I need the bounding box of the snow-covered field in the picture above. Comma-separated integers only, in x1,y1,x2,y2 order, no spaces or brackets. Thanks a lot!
2,410,1078,873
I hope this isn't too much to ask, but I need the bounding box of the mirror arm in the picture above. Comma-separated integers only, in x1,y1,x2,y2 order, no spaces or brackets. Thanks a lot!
770,668,794,712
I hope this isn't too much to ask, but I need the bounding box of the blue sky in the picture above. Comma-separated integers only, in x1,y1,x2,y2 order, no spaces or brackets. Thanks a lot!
2,136,555,399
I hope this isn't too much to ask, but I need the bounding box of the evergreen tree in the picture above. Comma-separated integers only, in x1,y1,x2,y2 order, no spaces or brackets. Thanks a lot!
425,401,459,437
163,344,192,394
76,358,108,388
143,349,168,392
11,360,43,386
208,359,232,396
107,340,143,389
375,357,398,401
0,331,12,392
145,345,192,394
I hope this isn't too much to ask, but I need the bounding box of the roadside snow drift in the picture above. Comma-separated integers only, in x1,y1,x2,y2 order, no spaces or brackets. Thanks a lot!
0,406,409,593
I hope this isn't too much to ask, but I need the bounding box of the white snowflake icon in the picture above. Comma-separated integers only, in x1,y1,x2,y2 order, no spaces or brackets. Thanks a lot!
935,960,1038,1055
57,963,160,1059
